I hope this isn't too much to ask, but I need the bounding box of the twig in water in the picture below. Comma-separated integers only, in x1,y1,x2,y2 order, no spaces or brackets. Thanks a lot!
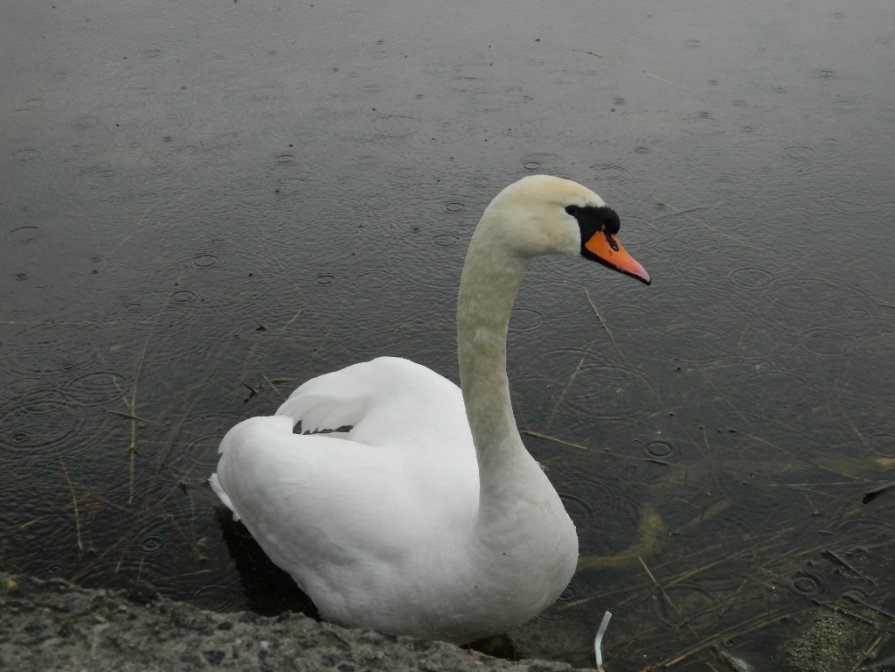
105,408,148,423
862,482,895,504
57,455,84,554
638,555,664,592
547,345,592,428
241,308,304,380
642,70,680,87
242,382,258,402
525,431,686,474
584,290,664,404
651,606,793,669
853,634,883,672
125,337,150,505
842,591,895,619
812,598,876,627
638,555,703,642
262,373,291,401
656,207,707,220
822,549,862,577
524,430,588,451
585,289,622,355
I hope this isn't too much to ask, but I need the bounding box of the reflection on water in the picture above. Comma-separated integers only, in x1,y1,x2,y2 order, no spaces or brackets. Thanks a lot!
1,0,894,669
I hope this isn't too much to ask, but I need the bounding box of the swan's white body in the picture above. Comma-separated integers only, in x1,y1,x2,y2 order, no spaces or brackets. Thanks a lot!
210,175,650,643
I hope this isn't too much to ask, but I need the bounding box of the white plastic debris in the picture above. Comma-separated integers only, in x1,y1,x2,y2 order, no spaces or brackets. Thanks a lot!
594,610,612,671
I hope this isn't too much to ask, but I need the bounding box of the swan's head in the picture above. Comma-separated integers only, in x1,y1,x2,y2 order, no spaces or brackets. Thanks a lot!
483,175,651,284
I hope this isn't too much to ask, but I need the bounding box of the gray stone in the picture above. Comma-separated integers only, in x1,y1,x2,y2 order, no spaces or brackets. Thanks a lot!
0,573,587,672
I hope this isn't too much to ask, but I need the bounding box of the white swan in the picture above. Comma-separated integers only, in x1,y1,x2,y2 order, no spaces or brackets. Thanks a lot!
210,175,651,643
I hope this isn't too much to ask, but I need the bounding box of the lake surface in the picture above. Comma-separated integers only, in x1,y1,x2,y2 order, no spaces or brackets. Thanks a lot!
2,0,894,669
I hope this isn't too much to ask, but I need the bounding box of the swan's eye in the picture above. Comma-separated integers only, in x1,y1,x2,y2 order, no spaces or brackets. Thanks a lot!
565,205,579,216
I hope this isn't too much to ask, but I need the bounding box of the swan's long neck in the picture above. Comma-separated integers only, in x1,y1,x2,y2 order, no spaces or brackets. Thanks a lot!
456,216,537,517
451,193,578,621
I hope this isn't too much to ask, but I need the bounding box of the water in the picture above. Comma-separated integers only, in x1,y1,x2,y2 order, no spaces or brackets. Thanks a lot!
2,0,894,669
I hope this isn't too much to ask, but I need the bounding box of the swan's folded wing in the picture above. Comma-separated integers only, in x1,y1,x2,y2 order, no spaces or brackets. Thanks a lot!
276,364,370,433
276,356,472,450
210,415,472,591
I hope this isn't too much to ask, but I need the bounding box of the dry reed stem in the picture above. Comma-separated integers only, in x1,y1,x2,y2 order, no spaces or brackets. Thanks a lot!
57,454,84,553
547,342,593,429
571,515,797,610
584,289,665,407
586,289,622,353
240,307,304,381
523,430,587,450
637,555,702,643
645,194,761,254
261,372,289,401
151,358,223,476
842,591,895,619
690,363,754,432
851,634,883,672
524,430,691,472
162,511,210,561
655,207,707,219
642,70,682,88
812,599,876,627
105,409,149,422
835,401,868,449
67,491,170,582
643,606,794,670
126,337,149,505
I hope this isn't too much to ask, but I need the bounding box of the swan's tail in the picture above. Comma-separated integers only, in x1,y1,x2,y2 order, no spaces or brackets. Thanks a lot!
208,472,238,519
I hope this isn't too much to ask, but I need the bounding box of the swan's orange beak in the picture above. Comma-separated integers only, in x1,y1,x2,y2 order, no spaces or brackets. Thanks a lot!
584,231,651,285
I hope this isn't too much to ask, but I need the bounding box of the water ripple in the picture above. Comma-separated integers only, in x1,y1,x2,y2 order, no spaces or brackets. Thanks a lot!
7,225,43,243
791,571,825,598
589,163,628,182
664,323,727,363
157,414,229,481
645,440,675,459
866,430,895,458
653,238,691,255
191,583,239,611
2,324,98,377
650,583,718,628
192,253,218,268
557,474,642,550
521,152,562,172
314,273,336,287
827,188,889,215
767,275,875,320
63,370,129,407
743,369,815,412
799,326,851,357
508,306,546,333
350,269,394,292
728,266,776,290
783,145,816,161
0,392,86,455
